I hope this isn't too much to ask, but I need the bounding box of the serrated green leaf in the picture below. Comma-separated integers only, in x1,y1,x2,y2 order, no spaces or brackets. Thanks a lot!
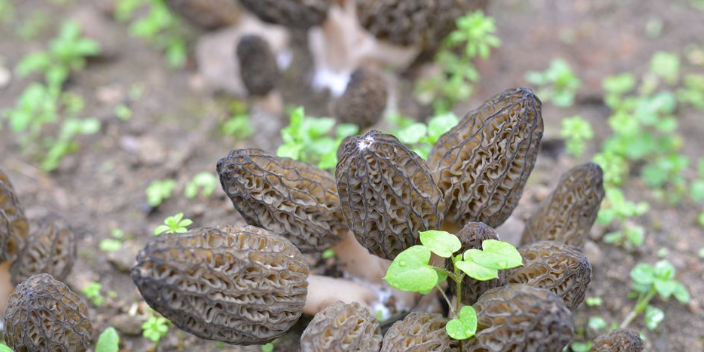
419,230,461,258
384,246,437,294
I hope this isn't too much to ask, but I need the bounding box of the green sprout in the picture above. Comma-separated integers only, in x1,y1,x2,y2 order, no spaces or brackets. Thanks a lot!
525,58,581,107
146,179,176,207
99,228,126,252
82,282,106,306
598,188,649,248
560,116,594,157
391,113,460,160
184,172,218,199
95,327,120,352
649,51,680,86
154,212,193,235
142,316,170,344
385,230,522,341
321,248,336,259
221,101,253,139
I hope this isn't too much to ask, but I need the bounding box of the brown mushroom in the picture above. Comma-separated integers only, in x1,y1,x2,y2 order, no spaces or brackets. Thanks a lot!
0,167,29,263
381,312,458,352
301,301,383,352
590,328,644,352
237,34,280,97
165,0,243,30
333,67,388,129
10,217,76,286
237,0,330,30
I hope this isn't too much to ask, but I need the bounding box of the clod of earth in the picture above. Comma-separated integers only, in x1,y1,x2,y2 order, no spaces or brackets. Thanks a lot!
428,87,543,229
4,273,93,352
0,168,29,263
217,149,347,252
237,34,280,96
336,130,445,260
469,284,573,352
590,328,644,352
506,241,592,310
447,222,505,305
238,0,330,30
165,0,243,30
131,226,308,345
520,163,605,249
300,301,383,352
333,67,388,129
381,312,459,352
10,217,76,286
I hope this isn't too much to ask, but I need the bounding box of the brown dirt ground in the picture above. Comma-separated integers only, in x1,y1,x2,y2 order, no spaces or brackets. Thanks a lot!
1,0,703,351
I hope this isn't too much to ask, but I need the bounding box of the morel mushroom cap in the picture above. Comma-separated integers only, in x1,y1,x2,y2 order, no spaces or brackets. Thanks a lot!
10,218,76,286
165,0,242,30
428,87,543,229
506,241,592,310
447,222,504,305
237,34,280,96
238,0,330,30
333,67,388,129
0,168,29,262
4,273,92,352
336,130,445,260
469,284,573,352
590,328,644,352
520,163,605,249
217,149,347,253
131,226,309,345
300,301,382,352
355,0,487,48
381,312,458,352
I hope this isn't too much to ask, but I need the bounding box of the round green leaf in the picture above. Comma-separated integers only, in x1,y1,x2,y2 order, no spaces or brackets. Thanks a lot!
455,256,499,281
419,230,461,258
384,246,437,294
446,306,477,340
95,327,120,352
464,240,522,270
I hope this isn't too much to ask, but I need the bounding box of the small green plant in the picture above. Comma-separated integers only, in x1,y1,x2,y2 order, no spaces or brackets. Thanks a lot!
82,281,107,306
598,188,649,248
184,172,218,199
321,248,336,259
525,58,581,107
385,230,522,341
95,327,120,352
146,179,176,207
154,212,193,235
389,113,460,159
416,11,500,113
585,296,603,307
677,74,704,110
100,228,126,252
221,101,253,139
649,51,680,86
142,315,170,344
560,116,594,157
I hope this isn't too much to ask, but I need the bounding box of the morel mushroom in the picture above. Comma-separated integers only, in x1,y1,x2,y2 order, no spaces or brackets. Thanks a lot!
520,163,605,249
336,130,445,260
165,0,242,30
333,67,388,129
469,284,573,352
381,312,458,352
428,87,544,229
217,149,347,252
237,34,280,97
10,218,76,286
4,273,92,352
131,226,308,345
447,222,504,305
506,241,592,310
591,328,644,352
238,0,329,30
301,301,382,352
0,167,29,262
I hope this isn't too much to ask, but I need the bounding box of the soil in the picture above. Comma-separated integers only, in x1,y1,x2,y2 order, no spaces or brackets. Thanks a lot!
1,0,703,351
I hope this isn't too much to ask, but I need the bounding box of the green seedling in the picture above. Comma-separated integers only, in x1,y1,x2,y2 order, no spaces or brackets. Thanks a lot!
525,58,581,107
570,341,593,352
585,297,603,307
385,230,522,341
321,248,336,259
221,100,252,139
184,172,218,199
146,179,176,207
95,327,120,352
677,74,704,111
154,212,193,235
142,315,170,344
390,113,460,159
598,188,649,248
649,51,680,86
100,228,126,252
82,281,107,306
560,116,594,157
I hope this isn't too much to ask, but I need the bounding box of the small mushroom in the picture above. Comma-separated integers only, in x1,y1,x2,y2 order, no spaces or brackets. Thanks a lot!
237,0,330,30
165,0,243,30
381,312,458,352
236,34,280,97
520,163,605,249
333,67,388,130
301,301,383,352
10,217,76,286
590,328,644,352
0,167,29,262
446,222,504,305
336,130,445,260
469,284,573,352
506,241,592,310
131,226,308,345
4,273,92,352
428,87,544,229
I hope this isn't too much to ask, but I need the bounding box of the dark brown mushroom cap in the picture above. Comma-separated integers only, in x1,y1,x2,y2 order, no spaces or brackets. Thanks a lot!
165,0,242,30
4,273,92,352
590,329,644,352
300,301,382,352
0,167,29,262
238,0,329,29
217,149,347,253
336,130,445,260
469,284,573,352
428,87,543,229
520,163,605,249
446,222,504,305
333,67,388,130
356,0,487,48
10,218,76,286
131,226,309,345
381,312,459,352
506,241,591,310
237,34,280,96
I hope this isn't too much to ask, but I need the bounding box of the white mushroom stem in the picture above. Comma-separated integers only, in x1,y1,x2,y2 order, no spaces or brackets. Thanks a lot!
331,230,389,284
0,261,13,315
